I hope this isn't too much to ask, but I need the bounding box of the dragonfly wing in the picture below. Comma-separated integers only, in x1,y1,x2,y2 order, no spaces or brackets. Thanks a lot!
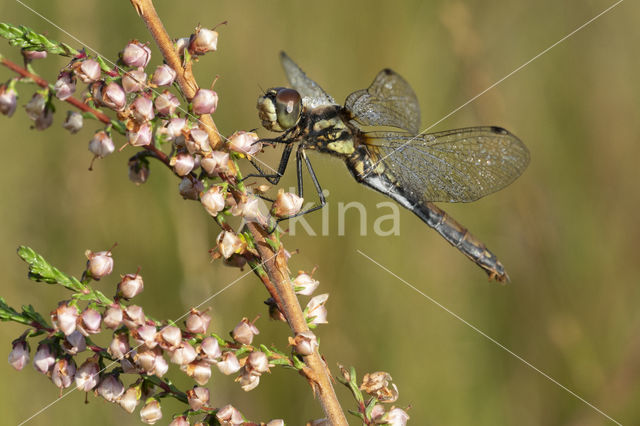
364,126,529,203
345,69,421,134
280,51,336,108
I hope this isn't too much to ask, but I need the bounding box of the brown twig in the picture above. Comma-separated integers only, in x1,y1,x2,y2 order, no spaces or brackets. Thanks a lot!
129,0,347,423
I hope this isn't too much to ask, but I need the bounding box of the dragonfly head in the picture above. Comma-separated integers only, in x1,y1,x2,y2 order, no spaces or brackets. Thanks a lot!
257,87,302,132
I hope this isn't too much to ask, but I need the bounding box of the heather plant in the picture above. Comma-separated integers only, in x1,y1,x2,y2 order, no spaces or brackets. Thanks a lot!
0,1,407,425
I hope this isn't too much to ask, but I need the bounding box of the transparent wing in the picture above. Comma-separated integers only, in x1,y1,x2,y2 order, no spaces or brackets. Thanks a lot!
280,51,335,108
364,126,530,203
345,69,421,134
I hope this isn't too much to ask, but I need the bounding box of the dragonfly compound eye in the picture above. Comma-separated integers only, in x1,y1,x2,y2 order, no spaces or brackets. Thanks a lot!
275,88,302,130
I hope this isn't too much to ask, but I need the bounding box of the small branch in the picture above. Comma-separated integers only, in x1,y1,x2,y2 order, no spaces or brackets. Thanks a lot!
129,1,347,423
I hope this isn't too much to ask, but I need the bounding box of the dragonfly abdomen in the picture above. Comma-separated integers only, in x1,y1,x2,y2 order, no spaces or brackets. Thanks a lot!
416,202,509,283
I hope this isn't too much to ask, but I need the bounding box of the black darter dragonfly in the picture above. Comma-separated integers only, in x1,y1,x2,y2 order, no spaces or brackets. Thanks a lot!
253,52,529,282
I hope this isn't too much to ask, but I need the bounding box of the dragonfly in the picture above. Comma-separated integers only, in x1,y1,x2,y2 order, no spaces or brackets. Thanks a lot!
252,52,529,282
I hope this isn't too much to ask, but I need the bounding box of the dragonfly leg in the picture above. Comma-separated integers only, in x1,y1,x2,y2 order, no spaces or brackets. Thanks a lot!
418,202,509,283
242,142,294,185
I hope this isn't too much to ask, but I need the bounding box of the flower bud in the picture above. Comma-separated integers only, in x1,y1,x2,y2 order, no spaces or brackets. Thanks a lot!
186,128,211,154
33,342,55,374
122,68,147,94
272,189,304,218
151,64,176,87
63,111,83,134
108,332,131,360
122,305,146,329
189,28,218,55
129,157,150,185
289,330,318,356
62,330,86,355
75,59,101,83
228,131,261,156
198,336,221,363
171,152,195,176
54,72,76,101
293,272,320,296
119,386,141,413
200,151,229,176
305,294,329,325
128,122,152,147
51,357,77,389
101,82,126,111
154,90,180,116
216,231,245,259
52,301,79,336
158,326,181,350
89,130,115,158
216,404,244,425
121,41,151,68
103,305,123,329
85,249,114,280
97,374,125,402
183,360,211,385
0,84,18,117
237,370,261,391
25,93,45,120
171,341,197,365
245,351,269,374
130,95,155,122
200,186,225,217
192,89,218,115
186,386,209,411
140,399,163,425
75,358,99,391
118,273,144,299
78,307,102,336
179,176,204,200
231,317,259,345
216,351,241,375
8,339,29,370
185,309,211,335
169,416,189,426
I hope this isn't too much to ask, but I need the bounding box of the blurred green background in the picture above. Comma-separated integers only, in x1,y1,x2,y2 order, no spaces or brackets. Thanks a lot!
1,0,638,425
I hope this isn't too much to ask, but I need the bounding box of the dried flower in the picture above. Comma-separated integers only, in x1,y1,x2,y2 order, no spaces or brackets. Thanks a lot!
272,189,304,218
98,374,125,402
121,41,151,68
201,186,225,217
85,249,114,280
192,89,218,115
151,64,176,86
33,342,55,374
305,294,329,325
54,72,76,101
237,370,261,392
154,90,180,116
100,81,126,111
169,416,189,426
200,151,229,176
245,351,269,374
228,131,261,156
158,326,181,350
164,117,186,140
198,336,221,363
122,68,147,93
140,398,163,424
108,332,131,360
62,111,83,134
119,386,141,413
293,272,320,296
178,176,204,200
122,305,146,329
51,357,77,389
75,358,99,392
52,301,79,336
34,107,54,131
185,309,211,335
372,406,410,425
266,420,285,426
128,122,153,147
89,130,115,159
22,49,47,61
289,330,318,356
183,360,212,385
75,59,101,83
170,341,197,365
231,317,259,345
118,273,144,299
360,371,399,403
186,128,211,154
216,351,241,375
130,95,155,122
25,93,45,120
62,330,86,355
187,386,210,410
171,152,195,176
129,157,150,184
8,339,29,371
77,307,102,336
103,305,123,329
216,404,244,425
133,324,158,349
0,84,17,117
189,28,218,55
